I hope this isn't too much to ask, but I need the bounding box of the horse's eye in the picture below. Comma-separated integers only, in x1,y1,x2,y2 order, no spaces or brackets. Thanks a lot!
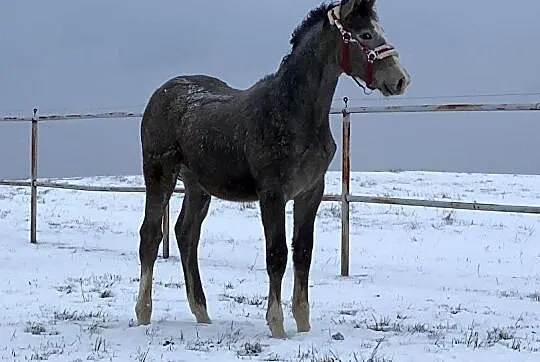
360,32,373,40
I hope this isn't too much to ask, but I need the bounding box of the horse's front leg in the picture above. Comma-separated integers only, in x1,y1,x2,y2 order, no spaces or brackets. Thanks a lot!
291,177,325,333
258,187,288,338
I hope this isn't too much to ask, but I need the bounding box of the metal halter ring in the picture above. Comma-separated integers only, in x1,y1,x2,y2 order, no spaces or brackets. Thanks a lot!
366,50,378,63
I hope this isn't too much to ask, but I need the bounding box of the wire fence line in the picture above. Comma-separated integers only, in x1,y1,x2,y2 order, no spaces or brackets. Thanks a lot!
2,101,540,123
3,90,540,116
331,91,540,105
1,100,540,276
1,111,144,123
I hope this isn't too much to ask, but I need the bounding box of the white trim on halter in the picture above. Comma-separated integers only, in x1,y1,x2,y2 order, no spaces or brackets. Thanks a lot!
327,5,342,25
326,4,398,62
369,44,398,61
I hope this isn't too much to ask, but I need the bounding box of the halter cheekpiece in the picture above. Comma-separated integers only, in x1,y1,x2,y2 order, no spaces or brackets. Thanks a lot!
327,5,398,94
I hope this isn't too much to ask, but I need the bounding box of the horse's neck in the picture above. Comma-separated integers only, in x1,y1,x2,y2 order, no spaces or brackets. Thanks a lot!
274,30,340,129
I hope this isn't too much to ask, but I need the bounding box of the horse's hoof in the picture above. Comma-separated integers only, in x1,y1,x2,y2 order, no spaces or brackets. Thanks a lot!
135,305,151,325
296,323,311,333
292,308,311,333
193,306,212,324
135,314,151,325
135,313,151,325
196,315,212,324
269,324,287,339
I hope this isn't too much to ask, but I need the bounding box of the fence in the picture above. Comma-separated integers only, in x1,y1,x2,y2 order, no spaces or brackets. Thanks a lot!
2,101,540,277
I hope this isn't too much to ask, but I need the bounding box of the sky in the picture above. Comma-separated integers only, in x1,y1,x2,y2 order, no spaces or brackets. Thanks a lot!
1,0,540,179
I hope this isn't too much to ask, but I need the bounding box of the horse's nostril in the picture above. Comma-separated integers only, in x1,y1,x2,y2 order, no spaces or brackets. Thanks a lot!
396,77,405,92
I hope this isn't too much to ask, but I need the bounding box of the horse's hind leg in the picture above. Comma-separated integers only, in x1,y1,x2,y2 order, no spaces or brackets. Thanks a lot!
291,177,325,333
175,181,212,324
135,158,178,325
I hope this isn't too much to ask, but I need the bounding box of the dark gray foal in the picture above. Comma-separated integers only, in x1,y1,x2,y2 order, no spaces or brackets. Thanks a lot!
135,0,410,338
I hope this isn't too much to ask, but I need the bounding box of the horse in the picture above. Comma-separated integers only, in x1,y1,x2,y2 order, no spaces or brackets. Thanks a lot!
135,0,410,338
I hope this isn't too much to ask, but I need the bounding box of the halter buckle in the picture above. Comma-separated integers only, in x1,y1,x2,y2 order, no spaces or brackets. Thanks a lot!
366,50,378,63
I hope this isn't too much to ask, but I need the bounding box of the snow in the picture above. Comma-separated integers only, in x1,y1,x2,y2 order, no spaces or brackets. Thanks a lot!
1,171,539,361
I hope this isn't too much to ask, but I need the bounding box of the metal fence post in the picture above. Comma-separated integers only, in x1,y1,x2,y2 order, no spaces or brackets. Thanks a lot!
30,108,38,244
341,98,351,277
162,203,170,258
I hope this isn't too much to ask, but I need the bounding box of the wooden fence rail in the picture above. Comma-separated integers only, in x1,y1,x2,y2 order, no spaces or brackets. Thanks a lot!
1,100,539,276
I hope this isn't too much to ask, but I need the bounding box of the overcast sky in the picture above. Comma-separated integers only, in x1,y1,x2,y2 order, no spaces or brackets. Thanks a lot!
1,0,540,179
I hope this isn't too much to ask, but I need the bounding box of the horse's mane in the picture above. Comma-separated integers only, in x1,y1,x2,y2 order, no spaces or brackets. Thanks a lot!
258,1,378,83
289,1,378,51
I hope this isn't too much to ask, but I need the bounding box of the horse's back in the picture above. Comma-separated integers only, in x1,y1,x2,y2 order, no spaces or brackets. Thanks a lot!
141,75,258,200
141,74,239,147
163,74,239,98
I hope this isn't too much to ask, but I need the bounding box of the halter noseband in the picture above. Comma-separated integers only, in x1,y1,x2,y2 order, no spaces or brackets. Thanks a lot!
327,5,398,94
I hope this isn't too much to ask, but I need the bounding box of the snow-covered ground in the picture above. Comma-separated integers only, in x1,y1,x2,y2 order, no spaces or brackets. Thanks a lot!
1,171,539,361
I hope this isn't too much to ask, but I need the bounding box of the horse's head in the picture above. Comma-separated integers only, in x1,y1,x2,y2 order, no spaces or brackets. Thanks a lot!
328,0,410,96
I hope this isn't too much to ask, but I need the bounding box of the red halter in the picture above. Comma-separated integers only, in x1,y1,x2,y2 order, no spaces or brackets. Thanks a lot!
328,7,398,93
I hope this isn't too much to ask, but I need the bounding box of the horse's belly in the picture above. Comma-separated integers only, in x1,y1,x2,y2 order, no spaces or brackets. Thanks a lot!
182,159,258,201
198,174,258,202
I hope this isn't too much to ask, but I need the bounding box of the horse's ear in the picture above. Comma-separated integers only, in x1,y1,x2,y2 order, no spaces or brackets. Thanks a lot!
339,0,357,19
340,0,376,19
362,0,376,11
